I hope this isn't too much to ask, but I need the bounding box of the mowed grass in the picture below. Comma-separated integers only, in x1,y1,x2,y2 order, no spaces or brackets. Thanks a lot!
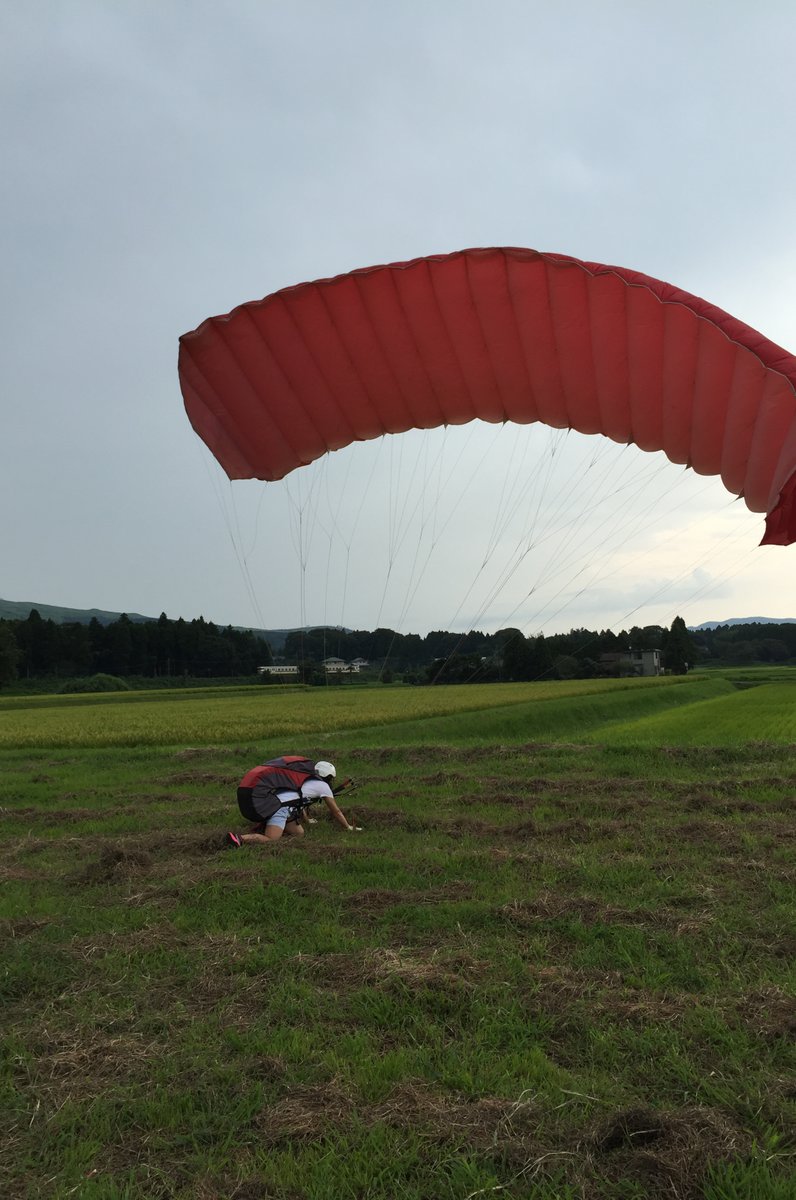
1,673,794,1199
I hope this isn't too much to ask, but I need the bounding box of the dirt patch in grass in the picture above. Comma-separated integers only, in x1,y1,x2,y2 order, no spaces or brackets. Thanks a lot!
348,806,437,832
509,816,631,843
0,863,42,883
0,801,41,820
736,986,796,1041
767,792,796,812
438,788,543,812
674,820,745,852
481,775,654,801
249,1076,755,1196
12,1022,177,1116
163,770,231,786
172,747,225,761
300,841,379,863
250,1076,756,1197
714,853,796,887
295,946,489,993
511,964,677,1043
499,893,712,935
60,831,236,886
521,962,796,1059
183,829,241,856
586,1103,752,1199
347,743,598,767
111,829,249,859
76,846,153,884
0,916,53,937
342,881,475,915
0,806,98,823
372,1077,541,1152
254,1075,542,1159
255,1080,353,1145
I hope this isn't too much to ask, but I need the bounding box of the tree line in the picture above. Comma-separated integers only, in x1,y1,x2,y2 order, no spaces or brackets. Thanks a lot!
0,609,792,689
0,610,272,685
287,619,795,667
280,617,696,681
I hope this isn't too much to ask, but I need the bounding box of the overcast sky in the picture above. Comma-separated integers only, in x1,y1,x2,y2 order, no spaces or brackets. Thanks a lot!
2,1,795,638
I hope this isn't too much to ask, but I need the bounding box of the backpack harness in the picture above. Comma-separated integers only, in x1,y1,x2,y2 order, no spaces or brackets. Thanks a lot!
237,756,324,826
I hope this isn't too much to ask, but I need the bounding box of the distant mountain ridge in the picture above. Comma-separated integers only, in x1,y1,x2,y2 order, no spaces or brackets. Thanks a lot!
0,598,158,625
1,597,793,643
689,617,796,630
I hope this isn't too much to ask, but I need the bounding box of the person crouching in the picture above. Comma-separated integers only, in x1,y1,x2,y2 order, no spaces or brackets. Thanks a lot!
226,756,361,847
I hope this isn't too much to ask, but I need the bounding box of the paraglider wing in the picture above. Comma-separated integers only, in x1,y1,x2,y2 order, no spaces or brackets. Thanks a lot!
178,247,796,545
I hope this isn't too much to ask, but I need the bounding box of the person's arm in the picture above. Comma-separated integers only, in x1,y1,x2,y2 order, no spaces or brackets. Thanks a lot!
323,795,361,831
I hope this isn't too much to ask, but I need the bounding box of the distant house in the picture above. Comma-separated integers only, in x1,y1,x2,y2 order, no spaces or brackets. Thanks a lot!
600,649,662,677
257,664,299,676
322,657,360,674
350,657,369,668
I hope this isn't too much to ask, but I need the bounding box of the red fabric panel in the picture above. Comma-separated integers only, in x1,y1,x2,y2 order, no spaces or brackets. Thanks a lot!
503,255,562,427
178,247,796,544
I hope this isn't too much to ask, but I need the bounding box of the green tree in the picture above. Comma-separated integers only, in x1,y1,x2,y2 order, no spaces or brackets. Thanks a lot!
554,654,580,680
0,621,20,686
757,638,789,663
501,633,532,680
15,609,60,675
727,639,756,666
101,615,133,675
501,634,552,680
661,616,696,674
57,623,93,675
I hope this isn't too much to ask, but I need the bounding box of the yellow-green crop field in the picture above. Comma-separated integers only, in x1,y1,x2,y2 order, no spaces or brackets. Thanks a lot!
1,672,793,750
0,676,688,748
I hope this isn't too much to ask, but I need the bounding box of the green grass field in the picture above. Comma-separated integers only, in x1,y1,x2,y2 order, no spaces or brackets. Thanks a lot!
1,672,794,1199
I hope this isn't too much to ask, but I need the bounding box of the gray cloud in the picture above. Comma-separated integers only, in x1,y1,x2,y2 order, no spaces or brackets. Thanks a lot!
2,2,794,634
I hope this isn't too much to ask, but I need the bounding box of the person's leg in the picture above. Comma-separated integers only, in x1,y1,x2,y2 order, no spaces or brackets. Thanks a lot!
283,817,305,837
240,805,290,845
240,825,284,845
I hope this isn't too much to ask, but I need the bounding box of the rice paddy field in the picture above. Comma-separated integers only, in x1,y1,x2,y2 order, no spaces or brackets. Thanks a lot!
1,671,794,1199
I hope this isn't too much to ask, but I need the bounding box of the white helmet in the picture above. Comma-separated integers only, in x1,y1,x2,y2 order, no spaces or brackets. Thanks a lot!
314,760,336,780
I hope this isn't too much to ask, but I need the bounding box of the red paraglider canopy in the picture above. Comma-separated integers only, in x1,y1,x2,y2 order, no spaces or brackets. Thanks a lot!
178,248,796,545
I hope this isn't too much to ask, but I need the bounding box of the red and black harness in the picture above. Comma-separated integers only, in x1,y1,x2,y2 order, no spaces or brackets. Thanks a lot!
237,756,321,826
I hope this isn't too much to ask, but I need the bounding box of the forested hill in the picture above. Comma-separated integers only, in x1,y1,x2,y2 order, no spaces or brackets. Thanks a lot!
0,597,297,649
0,598,156,625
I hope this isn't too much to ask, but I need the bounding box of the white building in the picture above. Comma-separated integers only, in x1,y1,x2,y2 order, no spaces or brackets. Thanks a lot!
600,649,662,677
322,657,360,673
